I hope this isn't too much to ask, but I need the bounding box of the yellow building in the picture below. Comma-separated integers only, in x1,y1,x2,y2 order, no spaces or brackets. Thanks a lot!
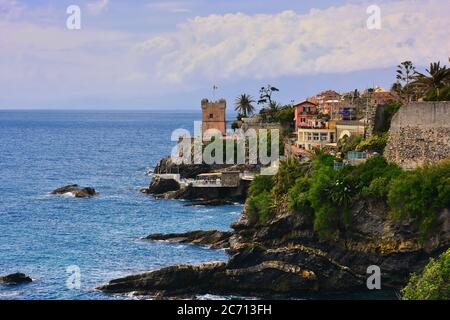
297,121,336,151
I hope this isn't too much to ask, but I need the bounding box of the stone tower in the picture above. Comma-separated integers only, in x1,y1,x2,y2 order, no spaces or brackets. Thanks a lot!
201,98,226,135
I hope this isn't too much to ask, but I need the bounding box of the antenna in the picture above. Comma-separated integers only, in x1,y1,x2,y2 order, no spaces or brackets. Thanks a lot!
212,85,218,101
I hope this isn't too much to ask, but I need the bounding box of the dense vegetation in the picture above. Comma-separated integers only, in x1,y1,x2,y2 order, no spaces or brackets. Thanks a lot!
337,133,388,157
246,154,450,239
388,160,450,235
402,248,450,300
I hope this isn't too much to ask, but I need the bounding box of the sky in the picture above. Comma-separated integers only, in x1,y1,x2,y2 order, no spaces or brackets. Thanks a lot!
0,0,449,110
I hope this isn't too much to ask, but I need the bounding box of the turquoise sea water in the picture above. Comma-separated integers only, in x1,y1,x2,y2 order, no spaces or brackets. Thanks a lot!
0,110,241,300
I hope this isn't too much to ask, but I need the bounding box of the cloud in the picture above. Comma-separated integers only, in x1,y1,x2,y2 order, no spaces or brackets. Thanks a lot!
0,0,26,20
0,0,449,108
134,0,450,84
146,1,192,13
87,0,109,16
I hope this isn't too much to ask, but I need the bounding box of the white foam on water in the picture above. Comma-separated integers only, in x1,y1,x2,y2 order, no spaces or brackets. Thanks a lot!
62,192,76,198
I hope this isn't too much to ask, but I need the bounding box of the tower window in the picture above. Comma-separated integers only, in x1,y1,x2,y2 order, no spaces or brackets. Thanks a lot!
209,113,214,119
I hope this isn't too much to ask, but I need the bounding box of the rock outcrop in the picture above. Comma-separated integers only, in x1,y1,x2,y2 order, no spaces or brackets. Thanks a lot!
51,185,98,198
184,199,234,206
0,273,32,285
160,184,250,202
99,200,450,298
98,261,319,297
143,230,232,249
145,176,180,195
144,156,256,202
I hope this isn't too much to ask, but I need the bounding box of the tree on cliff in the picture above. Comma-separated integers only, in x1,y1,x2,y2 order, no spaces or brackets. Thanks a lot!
234,94,255,117
395,61,416,102
258,85,279,107
402,248,450,300
412,61,450,101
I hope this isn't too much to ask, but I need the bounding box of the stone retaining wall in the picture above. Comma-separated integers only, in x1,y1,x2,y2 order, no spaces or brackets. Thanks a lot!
384,102,450,169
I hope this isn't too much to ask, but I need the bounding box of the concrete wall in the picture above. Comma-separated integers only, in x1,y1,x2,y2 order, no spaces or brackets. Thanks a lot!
384,102,450,169
336,121,365,140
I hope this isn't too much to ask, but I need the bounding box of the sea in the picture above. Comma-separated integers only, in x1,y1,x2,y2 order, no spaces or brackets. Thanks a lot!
0,110,398,300
0,110,241,300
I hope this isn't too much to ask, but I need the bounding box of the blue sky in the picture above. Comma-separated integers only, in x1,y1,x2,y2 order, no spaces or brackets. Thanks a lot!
1,0,449,109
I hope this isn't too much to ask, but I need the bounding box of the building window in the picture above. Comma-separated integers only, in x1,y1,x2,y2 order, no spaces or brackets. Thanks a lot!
320,133,328,141
313,133,319,141
209,113,214,119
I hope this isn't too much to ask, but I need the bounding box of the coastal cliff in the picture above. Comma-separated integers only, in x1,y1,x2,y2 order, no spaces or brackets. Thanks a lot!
99,197,449,297
101,120,450,298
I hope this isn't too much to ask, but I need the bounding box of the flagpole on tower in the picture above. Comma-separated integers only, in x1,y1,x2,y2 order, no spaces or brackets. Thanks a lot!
213,85,218,101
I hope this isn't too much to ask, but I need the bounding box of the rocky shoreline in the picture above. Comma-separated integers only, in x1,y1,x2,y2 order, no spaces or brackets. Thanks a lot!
98,194,450,298
140,156,257,203
143,230,232,249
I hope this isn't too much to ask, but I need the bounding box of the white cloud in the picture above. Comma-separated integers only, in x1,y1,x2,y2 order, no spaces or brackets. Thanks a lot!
134,0,450,84
0,0,449,108
146,1,191,13
0,0,25,20
87,0,109,16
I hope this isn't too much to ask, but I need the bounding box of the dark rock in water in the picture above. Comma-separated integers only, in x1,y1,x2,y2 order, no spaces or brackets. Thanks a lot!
184,199,234,206
98,261,319,297
51,185,98,198
0,273,32,284
168,184,249,202
147,176,180,195
144,230,232,249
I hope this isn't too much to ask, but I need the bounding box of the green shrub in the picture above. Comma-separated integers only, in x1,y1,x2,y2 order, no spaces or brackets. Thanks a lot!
274,107,295,127
313,204,339,239
356,134,388,153
388,160,450,234
402,248,450,300
248,175,274,197
288,177,313,216
362,176,390,200
337,135,362,155
247,191,273,222
307,165,342,237
356,157,402,200
273,158,309,197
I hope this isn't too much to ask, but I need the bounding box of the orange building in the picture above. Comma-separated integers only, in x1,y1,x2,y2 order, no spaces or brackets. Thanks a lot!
309,90,344,118
201,98,226,136
364,86,400,106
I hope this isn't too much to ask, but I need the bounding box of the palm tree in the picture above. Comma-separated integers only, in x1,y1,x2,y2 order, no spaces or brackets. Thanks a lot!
234,94,255,117
412,62,450,101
